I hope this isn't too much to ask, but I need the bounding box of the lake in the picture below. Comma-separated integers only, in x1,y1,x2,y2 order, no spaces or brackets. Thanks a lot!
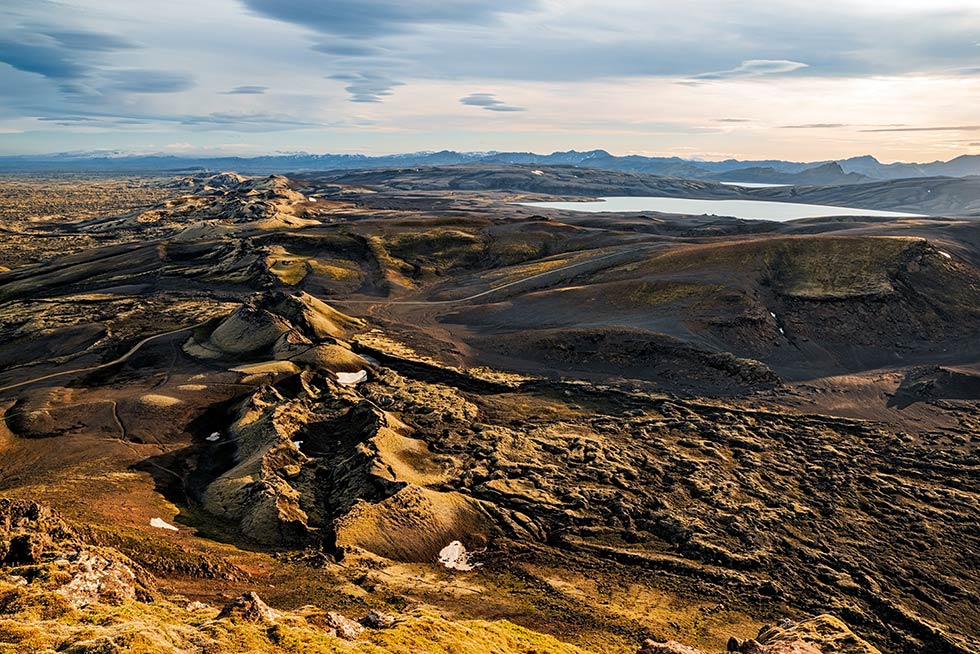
517,196,924,222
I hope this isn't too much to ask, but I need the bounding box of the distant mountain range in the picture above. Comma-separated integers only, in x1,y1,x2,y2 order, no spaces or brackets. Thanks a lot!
2,148,979,183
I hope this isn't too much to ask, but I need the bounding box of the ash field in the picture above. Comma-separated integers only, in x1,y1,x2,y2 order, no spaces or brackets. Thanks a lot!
0,165,979,654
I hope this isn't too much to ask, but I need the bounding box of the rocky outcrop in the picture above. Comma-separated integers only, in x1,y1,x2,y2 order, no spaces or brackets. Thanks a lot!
55,550,142,608
639,616,880,654
217,591,278,622
196,364,518,557
754,616,881,654
326,611,365,640
0,500,157,608
361,609,397,629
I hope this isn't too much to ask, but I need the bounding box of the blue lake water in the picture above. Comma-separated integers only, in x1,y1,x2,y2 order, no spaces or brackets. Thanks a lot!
517,196,924,222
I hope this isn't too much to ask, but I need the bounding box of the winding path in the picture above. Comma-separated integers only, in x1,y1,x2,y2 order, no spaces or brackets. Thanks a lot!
0,322,204,395
0,245,652,395
333,246,649,306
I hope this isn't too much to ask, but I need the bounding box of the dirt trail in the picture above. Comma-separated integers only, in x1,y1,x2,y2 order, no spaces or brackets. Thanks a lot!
0,322,205,395
334,246,654,306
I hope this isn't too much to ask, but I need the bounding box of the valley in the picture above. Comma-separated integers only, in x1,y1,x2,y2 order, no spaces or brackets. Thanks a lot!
0,167,978,654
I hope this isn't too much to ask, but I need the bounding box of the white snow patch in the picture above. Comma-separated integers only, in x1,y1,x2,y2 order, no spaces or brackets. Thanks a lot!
779,327,785,335
939,251,952,259
150,518,179,532
531,169,545,176
769,312,777,319
206,432,221,442
336,370,368,386
438,541,482,571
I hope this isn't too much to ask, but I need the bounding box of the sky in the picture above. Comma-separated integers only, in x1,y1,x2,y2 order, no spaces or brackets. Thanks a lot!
1,0,979,161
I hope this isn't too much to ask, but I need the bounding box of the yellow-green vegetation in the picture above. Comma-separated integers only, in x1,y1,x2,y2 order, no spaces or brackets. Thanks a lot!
0,576,599,654
384,229,486,272
487,256,574,288
307,258,362,282
364,235,418,290
614,281,725,308
492,240,544,264
265,247,312,285
633,236,921,300
763,237,915,299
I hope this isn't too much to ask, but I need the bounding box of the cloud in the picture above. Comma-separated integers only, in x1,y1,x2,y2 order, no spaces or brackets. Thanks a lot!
39,30,137,52
241,0,536,36
312,42,386,57
104,69,194,93
329,72,403,103
780,123,849,129
859,125,980,133
178,111,323,129
0,38,88,79
27,107,327,131
459,92,525,112
0,27,137,81
223,85,268,95
5,0,980,155
692,60,809,81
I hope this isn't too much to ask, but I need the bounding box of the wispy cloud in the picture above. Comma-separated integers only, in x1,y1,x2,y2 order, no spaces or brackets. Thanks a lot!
223,85,267,95
328,72,403,103
860,125,980,133
692,59,809,81
104,70,194,94
0,26,137,81
459,92,525,112
241,0,536,36
780,123,850,129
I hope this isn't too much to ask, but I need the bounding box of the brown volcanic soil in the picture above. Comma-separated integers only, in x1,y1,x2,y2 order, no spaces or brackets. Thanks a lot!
0,170,978,654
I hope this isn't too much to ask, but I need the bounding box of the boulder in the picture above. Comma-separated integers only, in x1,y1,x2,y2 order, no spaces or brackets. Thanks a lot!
326,611,365,640
217,592,278,622
55,550,140,608
360,609,397,629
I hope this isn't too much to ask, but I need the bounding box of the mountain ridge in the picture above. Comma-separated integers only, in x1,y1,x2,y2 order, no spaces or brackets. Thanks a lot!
2,149,979,181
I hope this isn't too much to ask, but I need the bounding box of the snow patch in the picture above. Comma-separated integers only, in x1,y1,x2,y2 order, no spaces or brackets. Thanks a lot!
206,432,221,442
438,540,482,571
939,251,952,259
336,370,368,386
531,169,545,176
150,518,178,532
